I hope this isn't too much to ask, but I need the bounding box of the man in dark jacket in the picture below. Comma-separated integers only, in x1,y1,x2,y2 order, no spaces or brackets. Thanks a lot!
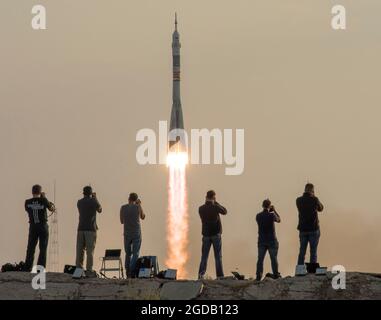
256,199,281,281
24,184,55,271
76,186,102,273
296,183,324,265
198,190,227,279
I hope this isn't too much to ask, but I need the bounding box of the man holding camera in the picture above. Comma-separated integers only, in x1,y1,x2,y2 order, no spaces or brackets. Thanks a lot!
256,199,281,281
296,183,324,265
24,184,56,272
198,190,227,280
120,193,146,278
76,186,102,274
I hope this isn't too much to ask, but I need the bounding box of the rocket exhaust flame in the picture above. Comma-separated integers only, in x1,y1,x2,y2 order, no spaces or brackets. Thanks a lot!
166,151,189,279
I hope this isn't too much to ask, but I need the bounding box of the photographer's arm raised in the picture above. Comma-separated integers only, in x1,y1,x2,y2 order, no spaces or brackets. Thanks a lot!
138,204,146,220
316,198,324,212
47,201,56,213
273,209,281,223
96,200,103,213
120,207,124,224
215,202,227,215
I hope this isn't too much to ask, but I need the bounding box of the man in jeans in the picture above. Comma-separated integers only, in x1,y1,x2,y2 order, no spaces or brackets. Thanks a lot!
198,190,227,280
76,186,102,275
120,193,146,278
24,185,55,271
256,199,281,281
296,183,324,265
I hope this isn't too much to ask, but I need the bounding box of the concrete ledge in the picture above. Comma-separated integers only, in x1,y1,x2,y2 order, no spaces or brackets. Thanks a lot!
0,272,380,300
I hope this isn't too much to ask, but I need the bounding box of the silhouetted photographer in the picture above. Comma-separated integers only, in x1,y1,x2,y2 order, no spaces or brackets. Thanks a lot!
256,199,281,281
24,184,55,272
120,192,146,278
76,186,102,275
296,183,324,265
198,190,227,280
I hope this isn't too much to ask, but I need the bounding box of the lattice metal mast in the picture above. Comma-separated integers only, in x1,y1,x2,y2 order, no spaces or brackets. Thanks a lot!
48,181,59,272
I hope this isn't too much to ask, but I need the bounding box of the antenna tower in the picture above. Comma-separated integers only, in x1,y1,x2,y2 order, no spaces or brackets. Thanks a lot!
48,181,59,272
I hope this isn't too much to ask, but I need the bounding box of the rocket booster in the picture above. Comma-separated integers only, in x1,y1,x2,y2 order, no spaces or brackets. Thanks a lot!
169,13,185,150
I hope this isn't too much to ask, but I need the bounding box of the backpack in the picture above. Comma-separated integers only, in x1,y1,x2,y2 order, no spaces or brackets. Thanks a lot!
1,261,26,272
134,256,159,278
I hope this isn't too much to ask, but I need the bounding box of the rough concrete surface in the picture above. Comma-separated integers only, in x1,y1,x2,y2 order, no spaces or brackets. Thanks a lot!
0,272,380,300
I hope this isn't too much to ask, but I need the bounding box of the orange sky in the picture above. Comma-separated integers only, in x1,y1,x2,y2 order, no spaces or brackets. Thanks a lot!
0,0,380,278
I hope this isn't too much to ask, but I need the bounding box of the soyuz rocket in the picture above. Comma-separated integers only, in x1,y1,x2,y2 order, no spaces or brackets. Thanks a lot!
169,13,185,151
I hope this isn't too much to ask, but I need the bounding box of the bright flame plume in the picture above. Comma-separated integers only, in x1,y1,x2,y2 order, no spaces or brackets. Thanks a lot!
166,150,189,279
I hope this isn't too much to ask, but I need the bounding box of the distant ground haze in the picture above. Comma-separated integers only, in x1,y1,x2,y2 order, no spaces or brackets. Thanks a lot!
0,1,380,278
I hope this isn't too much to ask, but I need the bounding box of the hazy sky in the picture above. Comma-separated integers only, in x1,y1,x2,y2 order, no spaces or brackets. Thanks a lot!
1,0,380,278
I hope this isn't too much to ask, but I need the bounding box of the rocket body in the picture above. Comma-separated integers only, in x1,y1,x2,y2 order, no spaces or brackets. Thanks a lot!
169,16,185,150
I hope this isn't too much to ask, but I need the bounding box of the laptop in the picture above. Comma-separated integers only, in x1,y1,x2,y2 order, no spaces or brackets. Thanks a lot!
316,267,328,275
164,269,178,280
105,249,122,258
64,265,76,275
